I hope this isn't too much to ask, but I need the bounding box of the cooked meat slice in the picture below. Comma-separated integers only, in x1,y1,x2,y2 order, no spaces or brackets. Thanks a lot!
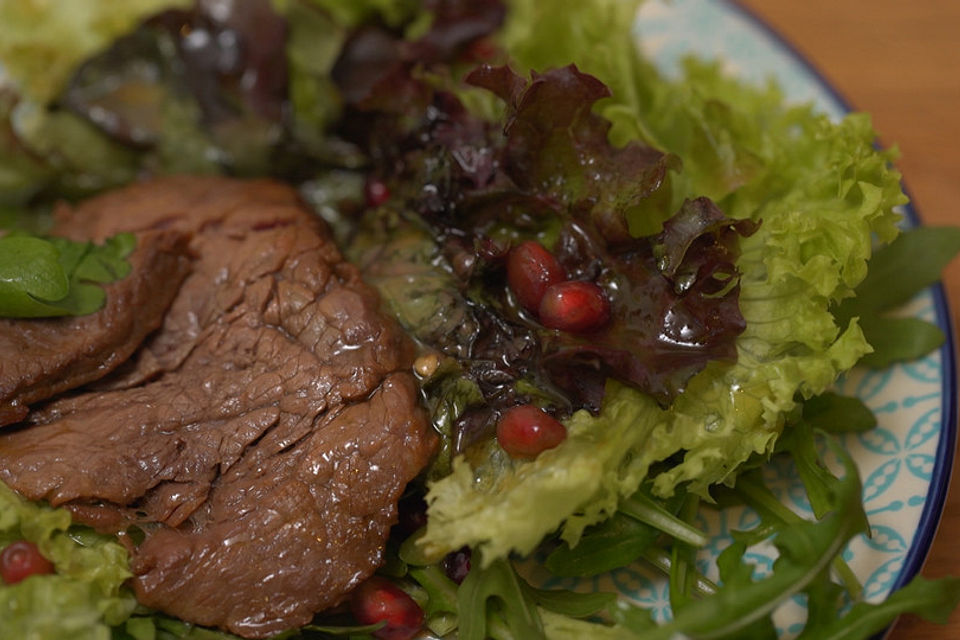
0,230,191,426
0,177,436,638
131,374,426,632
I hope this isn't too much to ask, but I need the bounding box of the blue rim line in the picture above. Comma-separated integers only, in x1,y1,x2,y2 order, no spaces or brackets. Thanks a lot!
725,0,959,633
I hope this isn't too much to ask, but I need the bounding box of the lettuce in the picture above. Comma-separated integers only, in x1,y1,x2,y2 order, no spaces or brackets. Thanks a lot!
0,482,136,639
0,0,187,104
421,0,906,563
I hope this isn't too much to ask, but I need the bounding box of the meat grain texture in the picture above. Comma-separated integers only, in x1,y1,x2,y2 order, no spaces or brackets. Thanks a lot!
0,176,437,637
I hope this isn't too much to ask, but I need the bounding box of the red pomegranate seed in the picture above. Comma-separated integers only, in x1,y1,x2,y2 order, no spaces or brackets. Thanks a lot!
365,178,391,208
1,540,54,585
507,241,566,314
539,280,610,333
496,405,567,460
350,576,424,640
442,547,472,584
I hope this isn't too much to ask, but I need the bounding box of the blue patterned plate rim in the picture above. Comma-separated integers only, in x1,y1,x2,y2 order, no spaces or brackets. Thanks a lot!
723,0,959,628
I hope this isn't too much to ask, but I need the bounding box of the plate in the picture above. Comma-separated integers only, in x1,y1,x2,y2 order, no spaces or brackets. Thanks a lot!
518,0,957,637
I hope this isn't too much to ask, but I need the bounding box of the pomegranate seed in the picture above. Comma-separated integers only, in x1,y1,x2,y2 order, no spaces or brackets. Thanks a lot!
442,547,471,584
365,178,390,208
1,540,54,585
507,241,566,314
496,405,567,460
351,576,424,640
539,280,610,333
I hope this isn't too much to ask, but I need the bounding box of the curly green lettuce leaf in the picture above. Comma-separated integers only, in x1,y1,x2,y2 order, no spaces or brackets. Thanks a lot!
0,0,186,104
0,482,136,639
422,0,905,563
422,381,662,561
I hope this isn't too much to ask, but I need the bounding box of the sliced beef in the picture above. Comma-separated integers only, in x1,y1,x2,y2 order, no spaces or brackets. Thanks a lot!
0,229,191,427
0,177,436,638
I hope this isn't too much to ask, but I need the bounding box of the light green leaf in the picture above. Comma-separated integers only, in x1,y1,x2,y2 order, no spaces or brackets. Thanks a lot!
0,232,135,318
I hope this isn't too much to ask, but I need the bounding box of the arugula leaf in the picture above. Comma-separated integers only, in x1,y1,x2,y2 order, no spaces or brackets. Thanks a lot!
834,226,960,366
456,557,545,640
857,316,946,369
736,469,864,600
522,584,616,619
797,575,960,640
619,486,708,548
801,569,845,636
668,493,703,615
838,226,960,320
645,438,866,640
713,541,778,639
801,392,877,434
538,607,642,639
777,422,839,519
640,546,718,598
408,564,460,637
544,512,661,577
0,232,135,318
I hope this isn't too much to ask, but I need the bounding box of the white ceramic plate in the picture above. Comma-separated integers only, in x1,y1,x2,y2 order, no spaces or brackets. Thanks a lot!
519,1,957,637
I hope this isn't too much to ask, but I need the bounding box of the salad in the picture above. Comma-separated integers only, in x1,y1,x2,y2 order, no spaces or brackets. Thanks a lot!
1,0,959,638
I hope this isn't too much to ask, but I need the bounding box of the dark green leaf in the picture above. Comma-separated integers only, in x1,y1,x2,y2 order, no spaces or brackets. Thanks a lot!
669,493,702,614
798,576,960,640
712,542,777,639
837,226,960,322
619,489,708,548
544,512,660,577
801,570,844,634
408,564,459,616
641,546,718,598
457,558,545,640
779,421,839,519
523,584,616,619
736,463,864,598
858,316,945,369
802,392,877,433
644,439,866,640
409,564,459,636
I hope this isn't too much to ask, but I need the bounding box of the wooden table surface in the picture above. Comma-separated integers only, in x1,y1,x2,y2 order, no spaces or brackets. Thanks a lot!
737,1,960,637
